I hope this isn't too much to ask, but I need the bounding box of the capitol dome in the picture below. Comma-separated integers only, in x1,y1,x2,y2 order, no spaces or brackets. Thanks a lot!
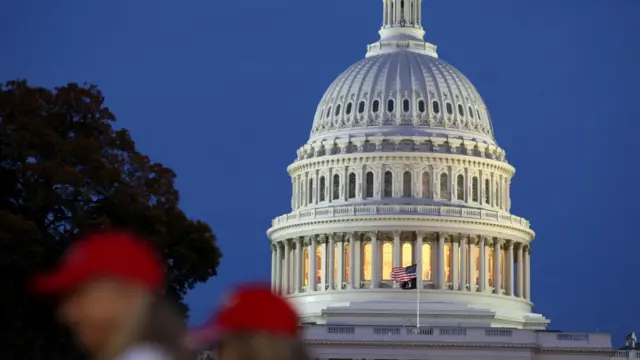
268,0,548,330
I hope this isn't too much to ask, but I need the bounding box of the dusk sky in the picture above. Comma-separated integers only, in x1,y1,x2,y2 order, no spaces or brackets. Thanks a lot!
2,0,639,345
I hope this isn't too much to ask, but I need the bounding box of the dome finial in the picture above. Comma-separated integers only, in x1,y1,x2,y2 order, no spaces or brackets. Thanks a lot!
379,0,425,41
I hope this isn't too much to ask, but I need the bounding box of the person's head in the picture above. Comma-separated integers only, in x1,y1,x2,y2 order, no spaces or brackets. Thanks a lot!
31,230,170,358
189,284,311,360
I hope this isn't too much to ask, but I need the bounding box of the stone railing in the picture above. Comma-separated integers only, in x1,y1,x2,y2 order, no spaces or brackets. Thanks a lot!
271,204,530,229
613,350,640,358
301,325,610,349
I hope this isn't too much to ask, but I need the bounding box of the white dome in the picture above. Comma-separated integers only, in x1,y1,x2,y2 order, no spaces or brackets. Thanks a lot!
310,51,495,144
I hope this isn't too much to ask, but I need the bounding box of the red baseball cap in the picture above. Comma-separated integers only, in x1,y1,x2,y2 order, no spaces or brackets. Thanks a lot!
188,283,299,346
31,230,164,295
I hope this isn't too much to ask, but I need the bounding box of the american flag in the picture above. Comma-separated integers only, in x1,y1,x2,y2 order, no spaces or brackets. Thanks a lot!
391,264,417,282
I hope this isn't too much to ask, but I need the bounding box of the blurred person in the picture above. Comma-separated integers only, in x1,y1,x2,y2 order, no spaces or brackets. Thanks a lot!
31,230,196,360
188,284,312,360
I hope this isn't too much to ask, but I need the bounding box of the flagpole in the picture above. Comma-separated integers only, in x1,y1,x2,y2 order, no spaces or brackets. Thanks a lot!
416,278,420,328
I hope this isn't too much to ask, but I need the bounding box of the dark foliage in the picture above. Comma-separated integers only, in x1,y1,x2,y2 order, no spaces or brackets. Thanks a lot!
0,80,222,360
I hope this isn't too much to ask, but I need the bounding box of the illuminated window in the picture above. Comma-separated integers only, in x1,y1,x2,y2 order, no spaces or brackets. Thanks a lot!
484,178,490,204
363,243,372,281
332,174,340,200
365,172,374,198
422,243,432,281
308,178,313,203
303,248,309,286
383,171,393,198
488,248,495,287
456,174,464,200
402,242,412,267
501,248,506,290
422,171,430,198
474,246,480,286
334,244,338,282
344,243,350,283
348,173,356,199
402,171,412,197
319,176,326,202
445,243,452,282
440,173,448,199
382,242,392,280
472,177,478,202
316,246,322,285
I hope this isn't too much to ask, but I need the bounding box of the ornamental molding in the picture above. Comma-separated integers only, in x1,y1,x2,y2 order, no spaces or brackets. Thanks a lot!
288,152,514,178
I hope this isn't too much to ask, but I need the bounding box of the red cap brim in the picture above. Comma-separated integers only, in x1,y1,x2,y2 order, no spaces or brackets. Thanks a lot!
30,267,86,295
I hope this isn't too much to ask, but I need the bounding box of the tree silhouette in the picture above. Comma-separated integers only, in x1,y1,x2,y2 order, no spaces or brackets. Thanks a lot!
0,80,222,360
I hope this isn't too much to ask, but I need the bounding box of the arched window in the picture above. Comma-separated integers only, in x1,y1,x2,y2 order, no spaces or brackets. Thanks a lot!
348,173,356,199
488,247,495,287
477,108,482,121
418,100,426,113
402,243,412,267
335,104,342,116
303,248,309,286
308,178,314,203
500,248,506,290
383,171,393,198
319,176,326,202
445,242,452,282
326,106,332,118
422,171,430,198
473,246,480,286
344,243,350,283
402,99,410,113
346,102,353,115
363,243,372,281
365,171,374,198
440,173,449,199
332,174,340,200
372,100,380,113
358,101,366,114
456,174,464,200
472,176,478,202
446,102,453,115
468,106,474,118
402,171,412,197
315,246,322,286
484,178,490,204
387,99,395,112
432,101,440,114
422,242,432,281
457,104,464,116
382,242,392,280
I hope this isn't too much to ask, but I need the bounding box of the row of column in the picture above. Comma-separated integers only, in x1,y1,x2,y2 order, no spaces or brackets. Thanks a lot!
271,232,531,301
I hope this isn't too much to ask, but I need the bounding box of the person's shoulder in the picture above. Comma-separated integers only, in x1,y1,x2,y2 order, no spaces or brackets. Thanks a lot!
115,343,173,360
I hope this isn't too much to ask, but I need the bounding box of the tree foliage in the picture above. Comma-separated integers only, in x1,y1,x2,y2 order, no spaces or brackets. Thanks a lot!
0,80,222,360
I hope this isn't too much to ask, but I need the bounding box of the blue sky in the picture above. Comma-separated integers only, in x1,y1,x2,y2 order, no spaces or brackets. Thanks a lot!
2,0,639,345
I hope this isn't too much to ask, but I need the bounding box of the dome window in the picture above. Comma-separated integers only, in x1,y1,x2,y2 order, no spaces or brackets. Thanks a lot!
326,106,332,118
432,101,440,114
372,100,380,113
477,108,482,121
387,99,395,112
358,101,366,114
468,106,474,118
418,100,426,113
335,104,341,116
445,102,453,115
457,104,464,116
346,102,353,115
402,99,410,113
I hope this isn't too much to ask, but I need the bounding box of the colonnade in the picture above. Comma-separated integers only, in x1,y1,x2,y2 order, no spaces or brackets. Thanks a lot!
271,231,531,301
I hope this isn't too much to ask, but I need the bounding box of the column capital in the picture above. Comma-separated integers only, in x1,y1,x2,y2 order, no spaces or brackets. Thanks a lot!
366,231,378,239
416,231,429,239
392,230,401,238
507,239,515,248
459,235,468,244
438,232,447,241
317,235,328,244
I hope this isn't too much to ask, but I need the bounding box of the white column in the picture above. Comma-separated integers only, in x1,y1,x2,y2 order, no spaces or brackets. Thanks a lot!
275,243,283,293
516,243,524,298
393,231,401,288
283,240,290,294
320,237,327,291
271,245,277,292
459,235,467,291
308,236,317,292
479,236,486,293
469,237,476,292
437,233,446,289
525,246,531,300
507,240,514,296
493,239,501,294
452,239,459,290
303,172,309,206
416,232,424,289
296,238,304,293
371,232,379,288
352,233,360,289
327,234,335,290
336,235,344,290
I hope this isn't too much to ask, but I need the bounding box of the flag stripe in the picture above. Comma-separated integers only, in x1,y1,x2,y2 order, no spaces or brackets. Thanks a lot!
391,264,417,282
